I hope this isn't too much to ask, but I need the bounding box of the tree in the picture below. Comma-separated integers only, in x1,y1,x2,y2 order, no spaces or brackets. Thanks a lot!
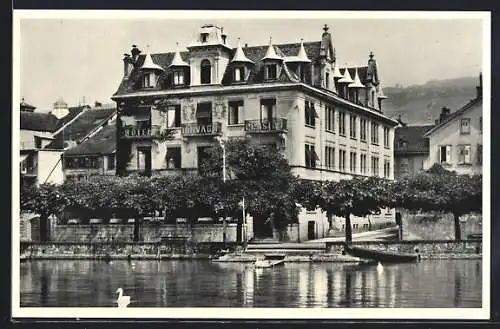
394,172,482,240
20,183,70,241
199,139,298,240
321,176,394,243
291,176,394,243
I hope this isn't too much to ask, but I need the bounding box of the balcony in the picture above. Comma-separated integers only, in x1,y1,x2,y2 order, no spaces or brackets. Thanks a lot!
244,118,287,134
181,122,222,137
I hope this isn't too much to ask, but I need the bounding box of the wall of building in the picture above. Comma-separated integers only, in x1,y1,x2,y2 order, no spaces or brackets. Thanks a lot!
64,155,115,180
425,101,482,175
37,150,64,185
20,130,53,150
394,153,427,179
123,89,395,182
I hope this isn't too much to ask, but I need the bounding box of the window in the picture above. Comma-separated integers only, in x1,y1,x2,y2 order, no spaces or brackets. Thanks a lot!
305,101,317,127
325,72,330,89
142,73,153,88
325,146,335,169
350,151,356,173
228,100,244,125
339,111,346,136
196,102,212,125
200,59,211,84
400,158,409,175
167,105,181,128
265,64,277,80
458,145,471,164
360,154,367,174
371,122,379,144
234,67,245,82
371,156,379,176
349,115,357,139
360,118,367,141
479,117,482,134
260,99,276,121
34,136,42,149
166,147,181,169
339,149,346,172
383,127,390,148
201,33,209,43
384,159,391,178
173,70,184,86
460,118,471,134
477,144,482,165
107,154,115,170
305,144,317,168
439,145,452,164
325,106,335,132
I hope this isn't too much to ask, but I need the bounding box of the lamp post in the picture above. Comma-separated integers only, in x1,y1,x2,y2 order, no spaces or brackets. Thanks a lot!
216,137,228,246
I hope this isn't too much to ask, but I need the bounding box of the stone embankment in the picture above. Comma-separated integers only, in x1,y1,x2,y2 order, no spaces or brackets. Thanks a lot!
20,239,482,262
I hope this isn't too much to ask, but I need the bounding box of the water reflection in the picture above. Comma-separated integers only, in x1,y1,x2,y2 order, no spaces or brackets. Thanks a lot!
20,260,482,308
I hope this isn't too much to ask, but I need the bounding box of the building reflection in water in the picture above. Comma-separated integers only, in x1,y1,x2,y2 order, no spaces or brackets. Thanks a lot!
20,259,482,308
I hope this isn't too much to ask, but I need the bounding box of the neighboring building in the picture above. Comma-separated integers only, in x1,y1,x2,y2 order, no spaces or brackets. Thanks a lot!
63,124,117,181
423,75,483,175
19,98,116,186
19,98,81,187
56,103,117,181
111,24,398,241
394,123,434,179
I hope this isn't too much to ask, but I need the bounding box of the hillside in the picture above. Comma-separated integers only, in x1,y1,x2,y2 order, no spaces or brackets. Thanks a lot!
382,76,479,125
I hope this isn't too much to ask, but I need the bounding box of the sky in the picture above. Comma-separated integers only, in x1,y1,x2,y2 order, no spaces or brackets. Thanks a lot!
17,12,485,112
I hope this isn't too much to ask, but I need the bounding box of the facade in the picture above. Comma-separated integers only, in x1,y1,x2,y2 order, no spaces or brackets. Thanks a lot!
57,103,117,181
63,123,117,181
111,24,398,241
423,75,483,175
394,123,433,179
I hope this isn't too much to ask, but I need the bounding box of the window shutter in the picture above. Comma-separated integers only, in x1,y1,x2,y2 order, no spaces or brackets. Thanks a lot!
464,145,471,164
446,145,451,162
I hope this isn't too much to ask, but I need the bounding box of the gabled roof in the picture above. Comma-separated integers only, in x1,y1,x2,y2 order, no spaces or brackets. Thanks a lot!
54,105,88,131
20,112,59,132
113,41,323,96
423,97,482,137
395,125,434,154
46,106,116,149
64,124,116,156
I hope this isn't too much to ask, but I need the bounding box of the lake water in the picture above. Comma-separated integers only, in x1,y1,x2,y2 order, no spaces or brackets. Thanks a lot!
19,259,482,308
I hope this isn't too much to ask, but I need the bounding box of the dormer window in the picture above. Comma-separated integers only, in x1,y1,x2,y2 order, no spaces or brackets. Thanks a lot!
201,59,211,84
233,67,245,82
265,64,277,80
173,70,185,86
201,33,209,43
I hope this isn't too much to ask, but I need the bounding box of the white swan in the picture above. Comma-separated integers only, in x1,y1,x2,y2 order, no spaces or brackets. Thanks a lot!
377,262,384,273
116,288,131,308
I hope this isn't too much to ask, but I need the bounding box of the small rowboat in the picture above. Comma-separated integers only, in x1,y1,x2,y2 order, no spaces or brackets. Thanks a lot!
254,254,286,268
345,246,418,263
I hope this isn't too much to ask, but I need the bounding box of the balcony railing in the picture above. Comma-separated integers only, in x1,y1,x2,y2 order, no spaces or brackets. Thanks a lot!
244,118,287,133
181,122,222,137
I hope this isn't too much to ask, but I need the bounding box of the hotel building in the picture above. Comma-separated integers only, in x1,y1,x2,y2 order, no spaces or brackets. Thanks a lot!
111,24,398,241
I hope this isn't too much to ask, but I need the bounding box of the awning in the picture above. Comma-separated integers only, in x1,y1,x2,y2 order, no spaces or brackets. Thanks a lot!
19,154,28,163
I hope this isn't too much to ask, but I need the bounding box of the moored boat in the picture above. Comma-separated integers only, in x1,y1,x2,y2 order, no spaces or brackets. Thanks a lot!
254,254,286,268
344,245,418,263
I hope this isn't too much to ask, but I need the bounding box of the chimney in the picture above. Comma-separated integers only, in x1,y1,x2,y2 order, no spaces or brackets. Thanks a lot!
245,43,248,48
221,27,227,44
439,106,451,123
476,72,482,99
123,53,133,79
131,45,141,62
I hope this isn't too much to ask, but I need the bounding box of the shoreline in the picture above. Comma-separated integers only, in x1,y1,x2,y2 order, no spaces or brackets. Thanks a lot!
20,253,482,262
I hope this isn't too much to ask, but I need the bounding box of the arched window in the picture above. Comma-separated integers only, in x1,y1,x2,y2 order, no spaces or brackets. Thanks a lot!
200,59,211,84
